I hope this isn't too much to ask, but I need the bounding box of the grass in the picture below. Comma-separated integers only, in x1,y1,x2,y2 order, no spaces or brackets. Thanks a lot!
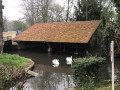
94,81,120,90
72,81,120,90
0,53,28,89
0,53,29,68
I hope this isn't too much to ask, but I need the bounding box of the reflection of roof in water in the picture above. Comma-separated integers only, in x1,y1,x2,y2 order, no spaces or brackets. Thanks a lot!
35,64,72,75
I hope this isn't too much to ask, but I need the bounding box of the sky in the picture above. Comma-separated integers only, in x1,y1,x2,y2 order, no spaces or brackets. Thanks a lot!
2,0,65,21
3,0,24,21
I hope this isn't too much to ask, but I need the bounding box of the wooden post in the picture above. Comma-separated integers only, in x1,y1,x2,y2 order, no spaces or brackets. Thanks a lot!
64,45,66,52
74,44,78,54
48,43,52,53
111,41,114,90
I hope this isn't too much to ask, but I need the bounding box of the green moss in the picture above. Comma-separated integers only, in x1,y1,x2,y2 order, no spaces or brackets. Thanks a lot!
0,53,29,68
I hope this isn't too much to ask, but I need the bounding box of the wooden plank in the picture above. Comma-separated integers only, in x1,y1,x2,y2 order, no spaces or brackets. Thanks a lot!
26,70,39,77
25,58,39,77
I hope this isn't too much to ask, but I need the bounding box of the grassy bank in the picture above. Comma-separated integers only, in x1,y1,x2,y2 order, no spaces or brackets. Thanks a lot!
0,53,29,68
95,81,120,90
69,81,120,90
0,53,29,89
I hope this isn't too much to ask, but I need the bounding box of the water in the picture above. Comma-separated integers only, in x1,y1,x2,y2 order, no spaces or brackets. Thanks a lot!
6,49,78,90
98,57,120,80
5,49,120,90
24,71,74,90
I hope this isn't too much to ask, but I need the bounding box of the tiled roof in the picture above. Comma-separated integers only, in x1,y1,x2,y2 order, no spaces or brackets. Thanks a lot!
13,20,100,43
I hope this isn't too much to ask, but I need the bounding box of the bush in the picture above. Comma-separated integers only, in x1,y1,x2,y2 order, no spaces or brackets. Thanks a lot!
72,56,106,86
0,53,28,89
0,65,27,89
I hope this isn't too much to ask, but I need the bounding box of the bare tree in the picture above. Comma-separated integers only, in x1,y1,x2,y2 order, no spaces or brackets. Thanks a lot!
49,4,65,22
21,0,55,26
21,0,66,26
40,0,50,23
65,0,74,22
66,0,70,22
0,0,4,54
21,0,38,26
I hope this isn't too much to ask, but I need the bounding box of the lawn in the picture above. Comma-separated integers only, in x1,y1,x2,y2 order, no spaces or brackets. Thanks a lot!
69,81,120,90
0,53,29,68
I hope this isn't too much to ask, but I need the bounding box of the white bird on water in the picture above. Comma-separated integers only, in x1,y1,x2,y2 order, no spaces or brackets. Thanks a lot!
66,56,72,62
66,56,72,65
52,59,59,65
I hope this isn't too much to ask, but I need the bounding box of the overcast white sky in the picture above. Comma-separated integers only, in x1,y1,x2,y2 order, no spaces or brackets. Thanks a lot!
3,0,65,21
3,0,24,21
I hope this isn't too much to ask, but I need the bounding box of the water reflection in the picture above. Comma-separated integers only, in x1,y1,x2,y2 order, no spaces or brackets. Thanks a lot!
34,64,72,75
5,50,76,90
24,70,75,90
52,59,59,67
98,58,120,80
5,50,78,67
5,49,120,90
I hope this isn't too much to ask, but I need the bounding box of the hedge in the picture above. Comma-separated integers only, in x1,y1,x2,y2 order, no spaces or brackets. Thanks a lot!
72,56,106,85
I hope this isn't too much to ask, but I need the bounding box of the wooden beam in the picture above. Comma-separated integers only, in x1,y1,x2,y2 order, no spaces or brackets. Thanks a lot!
26,70,39,77
25,58,39,77
48,43,52,52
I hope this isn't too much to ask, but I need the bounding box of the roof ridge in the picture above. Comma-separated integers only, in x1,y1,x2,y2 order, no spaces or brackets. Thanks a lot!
34,20,100,25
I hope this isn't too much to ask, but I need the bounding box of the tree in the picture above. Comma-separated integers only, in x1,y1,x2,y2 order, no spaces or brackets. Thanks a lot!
21,0,55,26
0,0,4,54
3,16,8,32
74,0,106,21
97,0,119,56
12,20,28,31
21,0,39,26
98,0,120,56
64,0,74,22
21,0,66,26
114,0,120,28
40,0,54,23
66,0,70,22
48,4,65,22
113,0,120,55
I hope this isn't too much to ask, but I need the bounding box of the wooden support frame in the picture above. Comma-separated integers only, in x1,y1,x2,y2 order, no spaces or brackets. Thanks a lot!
47,43,52,53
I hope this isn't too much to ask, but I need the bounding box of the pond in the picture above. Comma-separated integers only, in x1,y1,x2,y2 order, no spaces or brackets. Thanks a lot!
6,49,77,90
5,49,120,90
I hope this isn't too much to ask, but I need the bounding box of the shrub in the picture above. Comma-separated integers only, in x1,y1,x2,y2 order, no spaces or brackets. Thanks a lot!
0,64,27,89
0,54,28,89
72,56,106,86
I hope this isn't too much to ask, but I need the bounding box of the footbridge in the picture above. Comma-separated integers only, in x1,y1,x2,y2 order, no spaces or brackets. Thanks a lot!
3,32,18,45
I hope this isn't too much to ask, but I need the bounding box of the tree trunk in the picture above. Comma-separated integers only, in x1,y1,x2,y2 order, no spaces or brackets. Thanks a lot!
66,0,70,22
86,0,88,21
0,0,4,54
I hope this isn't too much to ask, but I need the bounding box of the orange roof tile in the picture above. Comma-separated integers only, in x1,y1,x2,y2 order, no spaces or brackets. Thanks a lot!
13,20,100,43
